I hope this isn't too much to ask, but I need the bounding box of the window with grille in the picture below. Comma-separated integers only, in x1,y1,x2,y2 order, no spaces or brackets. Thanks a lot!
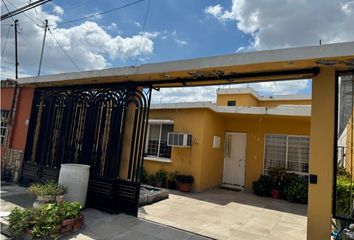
227,100,236,106
145,122,174,159
0,110,10,145
264,134,309,175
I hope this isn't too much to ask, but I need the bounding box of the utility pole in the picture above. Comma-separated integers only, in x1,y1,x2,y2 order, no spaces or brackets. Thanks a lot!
14,19,19,79
38,19,48,76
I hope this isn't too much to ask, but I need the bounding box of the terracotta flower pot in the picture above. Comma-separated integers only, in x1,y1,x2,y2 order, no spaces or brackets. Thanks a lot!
177,183,192,192
271,189,281,199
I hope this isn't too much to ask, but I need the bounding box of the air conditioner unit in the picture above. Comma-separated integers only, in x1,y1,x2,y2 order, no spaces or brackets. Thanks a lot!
167,132,192,147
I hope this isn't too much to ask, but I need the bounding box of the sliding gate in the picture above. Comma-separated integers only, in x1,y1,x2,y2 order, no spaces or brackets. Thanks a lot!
20,84,151,216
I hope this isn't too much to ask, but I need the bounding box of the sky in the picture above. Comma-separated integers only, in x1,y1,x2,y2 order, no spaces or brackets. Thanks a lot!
1,0,354,103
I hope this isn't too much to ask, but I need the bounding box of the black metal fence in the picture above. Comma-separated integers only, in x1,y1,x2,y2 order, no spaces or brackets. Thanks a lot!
20,84,151,216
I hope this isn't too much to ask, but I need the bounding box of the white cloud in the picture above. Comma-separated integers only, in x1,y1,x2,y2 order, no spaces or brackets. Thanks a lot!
175,39,188,45
140,31,160,39
342,1,354,15
0,0,156,78
150,80,310,104
204,4,224,19
239,80,310,95
53,5,64,15
152,86,218,103
205,0,354,50
133,21,141,27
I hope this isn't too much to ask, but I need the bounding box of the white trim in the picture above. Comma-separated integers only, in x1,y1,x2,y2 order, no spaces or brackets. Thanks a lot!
151,102,311,117
144,156,172,163
216,87,311,101
148,119,174,124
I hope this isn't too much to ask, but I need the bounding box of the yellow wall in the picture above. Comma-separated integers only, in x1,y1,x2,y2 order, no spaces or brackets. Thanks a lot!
144,109,206,191
258,99,311,107
199,110,225,190
144,108,310,191
307,68,335,240
346,113,354,173
223,115,310,188
216,92,311,107
216,93,258,106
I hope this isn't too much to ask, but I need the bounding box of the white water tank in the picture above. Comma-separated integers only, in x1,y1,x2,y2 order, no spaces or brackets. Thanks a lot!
58,164,90,208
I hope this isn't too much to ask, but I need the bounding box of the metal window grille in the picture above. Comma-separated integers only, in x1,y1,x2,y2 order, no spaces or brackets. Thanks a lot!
146,123,173,159
0,110,10,145
264,134,309,175
227,100,236,106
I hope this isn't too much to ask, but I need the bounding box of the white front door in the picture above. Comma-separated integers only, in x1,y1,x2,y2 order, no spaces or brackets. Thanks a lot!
222,132,247,189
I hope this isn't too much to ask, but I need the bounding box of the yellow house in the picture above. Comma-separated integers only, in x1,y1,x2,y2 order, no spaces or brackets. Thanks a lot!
11,41,354,239
143,87,311,191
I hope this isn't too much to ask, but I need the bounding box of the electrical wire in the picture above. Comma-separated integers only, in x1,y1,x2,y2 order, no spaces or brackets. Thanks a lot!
48,28,81,71
60,0,97,13
135,0,151,65
56,0,144,26
1,0,15,22
4,0,43,28
1,0,52,21
1,24,12,57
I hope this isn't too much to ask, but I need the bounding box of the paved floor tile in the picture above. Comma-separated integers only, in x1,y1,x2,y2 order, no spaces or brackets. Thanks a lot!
139,188,307,240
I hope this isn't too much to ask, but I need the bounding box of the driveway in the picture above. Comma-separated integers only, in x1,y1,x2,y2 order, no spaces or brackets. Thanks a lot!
138,188,307,240
1,182,209,240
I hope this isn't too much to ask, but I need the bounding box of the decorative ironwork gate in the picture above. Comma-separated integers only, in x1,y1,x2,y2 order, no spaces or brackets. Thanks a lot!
21,84,151,216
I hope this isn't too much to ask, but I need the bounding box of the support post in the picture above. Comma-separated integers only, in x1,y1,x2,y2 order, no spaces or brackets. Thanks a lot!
38,19,48,76
307,67,335,239
14,19,19,79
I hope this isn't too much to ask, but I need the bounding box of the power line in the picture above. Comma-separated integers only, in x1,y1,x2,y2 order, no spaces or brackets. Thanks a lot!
48,28,81,71
57,0,144,26
61,0,97,13
1,24,12,57
1,0,15,22
4,0,43,28
1,0,52,21
135,0,151,65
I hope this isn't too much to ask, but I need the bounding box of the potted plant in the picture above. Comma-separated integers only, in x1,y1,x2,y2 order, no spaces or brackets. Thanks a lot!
28,181,67,208
252,175,272,197
268,167,288,199
8,202,83,239
176,174,194,192
167,171,179,189
155,169,168,188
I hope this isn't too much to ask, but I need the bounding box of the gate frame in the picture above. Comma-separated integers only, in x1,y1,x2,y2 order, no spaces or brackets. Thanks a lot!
20,83,152,216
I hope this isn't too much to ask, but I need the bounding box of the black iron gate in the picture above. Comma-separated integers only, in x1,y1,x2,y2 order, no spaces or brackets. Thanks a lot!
21,84,151,216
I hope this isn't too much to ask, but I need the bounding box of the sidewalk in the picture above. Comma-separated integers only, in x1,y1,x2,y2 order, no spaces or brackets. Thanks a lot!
1,182,209,240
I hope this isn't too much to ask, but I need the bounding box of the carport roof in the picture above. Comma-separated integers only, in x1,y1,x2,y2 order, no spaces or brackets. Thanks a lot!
16,41,354,88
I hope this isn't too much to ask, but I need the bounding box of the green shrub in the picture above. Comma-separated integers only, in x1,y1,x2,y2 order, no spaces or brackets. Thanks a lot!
141,167,148,184
252,175,272,196
167,171,179,189
28,181,67,197
268,167,289,191
176,174,194,184
336,175,354,218
155,169,168,187
147,174,157,186
8,207,34,237
283,176,308,203
8,202,81,239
